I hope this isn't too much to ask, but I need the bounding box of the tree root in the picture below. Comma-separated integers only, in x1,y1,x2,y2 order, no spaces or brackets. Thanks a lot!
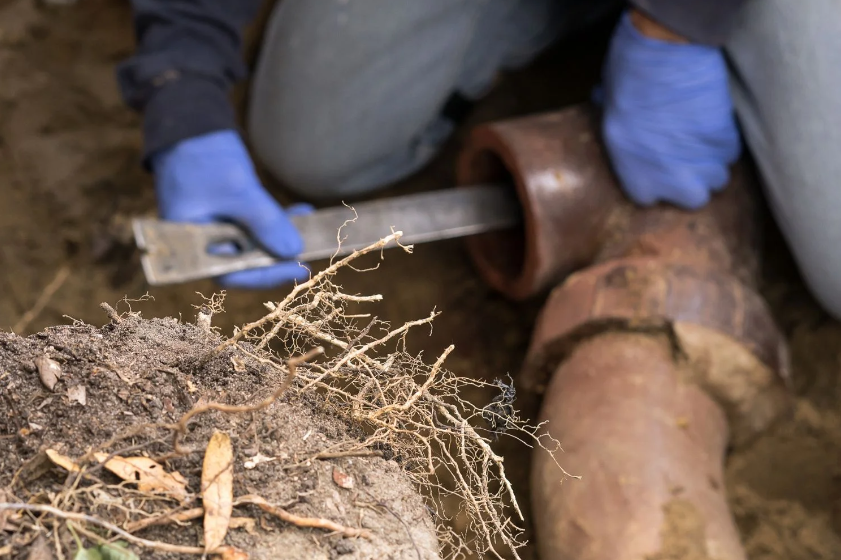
169,347,324,454
236,495,372,539
124,495,373,540
0,503,204,555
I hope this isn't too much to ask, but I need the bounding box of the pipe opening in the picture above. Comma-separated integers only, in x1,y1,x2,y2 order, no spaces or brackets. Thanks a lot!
464,149,526,286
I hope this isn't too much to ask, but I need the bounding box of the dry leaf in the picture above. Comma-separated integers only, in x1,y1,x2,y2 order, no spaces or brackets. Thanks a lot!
26,535,52,560
212,546,248,560
243,453,275,470
67,385,86,406
332,467,354,490
201,431,234,552
93,453,188,501
14,451,54,484
229,517,256,535
0,544,13,556
34,355,61,391
45,449,80,472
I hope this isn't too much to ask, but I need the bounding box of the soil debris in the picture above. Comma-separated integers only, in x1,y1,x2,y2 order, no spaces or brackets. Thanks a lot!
730,485,841,560
332,467,354,490
0,312,440,559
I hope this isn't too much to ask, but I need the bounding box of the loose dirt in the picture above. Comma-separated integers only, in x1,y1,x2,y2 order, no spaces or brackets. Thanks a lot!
2,1,841,559
0,311,440,559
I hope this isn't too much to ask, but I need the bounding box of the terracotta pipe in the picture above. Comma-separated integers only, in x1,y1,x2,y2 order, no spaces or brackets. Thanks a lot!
532,331,742,559
456,104,793,559
457,106,623,301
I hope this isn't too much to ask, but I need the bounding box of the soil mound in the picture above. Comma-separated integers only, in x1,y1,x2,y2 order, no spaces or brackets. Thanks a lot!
0,311,440,559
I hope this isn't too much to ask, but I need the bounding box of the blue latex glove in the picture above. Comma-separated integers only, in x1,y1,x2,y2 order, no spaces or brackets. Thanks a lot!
598,11,742,210
151,129,311,289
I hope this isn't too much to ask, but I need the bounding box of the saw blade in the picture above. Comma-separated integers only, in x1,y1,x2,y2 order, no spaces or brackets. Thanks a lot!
132,184,521,286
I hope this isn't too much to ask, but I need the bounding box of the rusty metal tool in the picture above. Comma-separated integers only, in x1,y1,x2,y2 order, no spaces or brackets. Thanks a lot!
132,183,520,286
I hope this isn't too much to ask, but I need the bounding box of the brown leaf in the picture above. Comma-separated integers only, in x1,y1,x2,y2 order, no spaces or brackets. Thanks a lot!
211,546,248,560
34,355,61,391
45,449,80,472
93,453,188,501
66,385,86,406
229,517,256,535
201,431,234,552
26,535,52,560
13,451,53,485
332,467,354,490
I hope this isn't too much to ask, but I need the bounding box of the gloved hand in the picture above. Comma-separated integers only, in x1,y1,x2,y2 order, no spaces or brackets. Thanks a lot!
598,11,742,210
151,129,311,289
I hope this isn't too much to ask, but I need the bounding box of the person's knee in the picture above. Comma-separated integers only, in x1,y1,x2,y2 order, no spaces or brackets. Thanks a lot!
749,143,841,319
763,175,841,321
249,124,352,201
725,0,841,318
249,115,447,202
792,253,841,321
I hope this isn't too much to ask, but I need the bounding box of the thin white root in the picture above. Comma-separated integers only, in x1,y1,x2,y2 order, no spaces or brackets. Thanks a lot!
213,233,569,560
0,503,204,555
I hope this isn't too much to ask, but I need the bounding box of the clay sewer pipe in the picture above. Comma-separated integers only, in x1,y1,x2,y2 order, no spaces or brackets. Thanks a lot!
456,104,794,560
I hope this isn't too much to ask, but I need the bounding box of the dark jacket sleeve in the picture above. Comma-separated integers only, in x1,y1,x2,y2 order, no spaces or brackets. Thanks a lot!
630,0,748,46
116,0,264,166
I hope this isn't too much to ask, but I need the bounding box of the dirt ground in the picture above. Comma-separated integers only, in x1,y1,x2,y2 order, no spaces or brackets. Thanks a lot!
2,1,841,559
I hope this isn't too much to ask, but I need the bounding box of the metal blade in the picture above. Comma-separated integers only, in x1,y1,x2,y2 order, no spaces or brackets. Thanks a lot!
133,184,520,286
